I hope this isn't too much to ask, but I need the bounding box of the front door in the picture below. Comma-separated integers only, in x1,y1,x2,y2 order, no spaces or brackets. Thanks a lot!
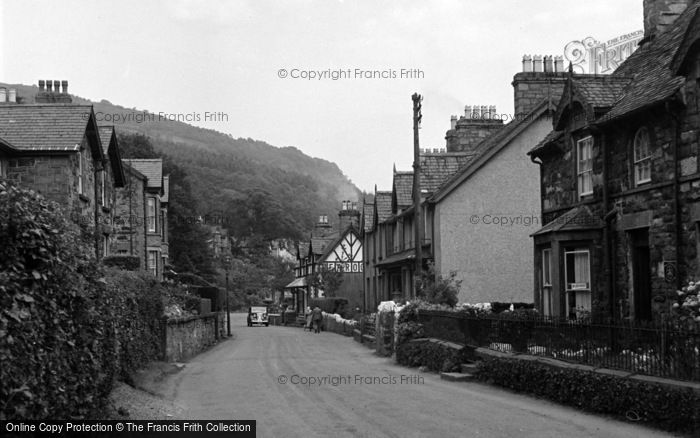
631,229,651,321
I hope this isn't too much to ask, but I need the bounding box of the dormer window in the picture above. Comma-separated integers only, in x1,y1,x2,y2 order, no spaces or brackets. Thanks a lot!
576,136,593,197
633,127,652,185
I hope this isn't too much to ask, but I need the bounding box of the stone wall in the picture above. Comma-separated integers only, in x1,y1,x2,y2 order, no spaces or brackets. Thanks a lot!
163,313,221,362
512,72,567,118
445,118,504,153
113,169,146,268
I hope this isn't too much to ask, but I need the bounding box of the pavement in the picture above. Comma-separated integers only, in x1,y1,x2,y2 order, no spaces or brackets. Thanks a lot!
151,312,674,438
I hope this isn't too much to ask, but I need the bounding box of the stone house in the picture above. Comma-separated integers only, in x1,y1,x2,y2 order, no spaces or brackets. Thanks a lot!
362,190,392,310
528,0,700,321
113,159,169,280
97,126,126,259
0,99,113,259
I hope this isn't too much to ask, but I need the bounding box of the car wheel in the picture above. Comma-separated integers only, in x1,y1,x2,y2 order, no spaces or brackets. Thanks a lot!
265,323,269,327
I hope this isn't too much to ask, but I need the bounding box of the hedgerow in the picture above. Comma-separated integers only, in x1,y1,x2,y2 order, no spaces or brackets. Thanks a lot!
475,358,700,434
0,181,164,419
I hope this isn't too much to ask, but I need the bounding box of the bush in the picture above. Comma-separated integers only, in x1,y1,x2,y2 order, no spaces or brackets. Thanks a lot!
475,358,700,433
102,255,140,271
416,262,460,307
396,340,466,372
0,181,165,419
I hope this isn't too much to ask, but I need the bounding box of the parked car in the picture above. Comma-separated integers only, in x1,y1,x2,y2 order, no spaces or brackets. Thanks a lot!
247,306,269,327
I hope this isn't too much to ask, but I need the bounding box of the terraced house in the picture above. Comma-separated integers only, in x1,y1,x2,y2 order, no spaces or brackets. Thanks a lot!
528,0,700,321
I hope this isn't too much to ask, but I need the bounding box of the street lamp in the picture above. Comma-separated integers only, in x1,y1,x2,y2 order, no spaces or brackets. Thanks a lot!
224,255,231,337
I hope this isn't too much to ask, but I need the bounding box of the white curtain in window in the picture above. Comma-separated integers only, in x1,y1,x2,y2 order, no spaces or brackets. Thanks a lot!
574,252,590,285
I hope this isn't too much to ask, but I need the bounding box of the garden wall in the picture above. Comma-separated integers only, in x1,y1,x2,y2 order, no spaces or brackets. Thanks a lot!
163,313,222,362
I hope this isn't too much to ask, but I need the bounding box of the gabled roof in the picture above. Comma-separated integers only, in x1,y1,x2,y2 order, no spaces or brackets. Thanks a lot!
392,171,413,211
318,226,361,262
431,100,554,203
530,206,604,237
553,76,632,130
97,125,125,187
0,104,103,159
297,242,310,259
375,191,392,225
128,158,163,189
599,2,699,124
0,136,17,153
671,6,700,74
310,236,336,256
362,201,375,233
121,159,148,181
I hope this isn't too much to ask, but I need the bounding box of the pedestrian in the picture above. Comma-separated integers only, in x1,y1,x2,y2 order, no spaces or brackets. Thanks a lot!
305,306,313,332
311,306,323,333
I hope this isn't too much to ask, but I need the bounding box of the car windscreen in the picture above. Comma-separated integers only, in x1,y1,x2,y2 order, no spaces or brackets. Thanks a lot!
250,307,267,313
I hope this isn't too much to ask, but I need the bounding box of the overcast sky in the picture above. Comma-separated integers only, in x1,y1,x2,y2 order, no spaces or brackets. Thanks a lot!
1,0,643,192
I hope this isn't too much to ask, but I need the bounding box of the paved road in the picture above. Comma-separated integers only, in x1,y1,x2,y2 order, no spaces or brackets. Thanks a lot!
160,313,672,438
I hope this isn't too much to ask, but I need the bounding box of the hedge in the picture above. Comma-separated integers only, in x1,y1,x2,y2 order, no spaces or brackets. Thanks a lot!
396,340,467,373
0,181,163,419
310,297,349,317
475,358,700,434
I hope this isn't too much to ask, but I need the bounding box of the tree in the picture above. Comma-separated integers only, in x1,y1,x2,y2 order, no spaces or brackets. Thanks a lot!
309,264,344,298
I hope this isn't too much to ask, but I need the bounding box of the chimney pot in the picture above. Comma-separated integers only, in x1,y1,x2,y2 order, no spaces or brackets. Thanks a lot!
522,54,533,72
544,55,554,73
53,80,60,93
533,55,543,72
480,105,488,120
450,115,457,129
61,80,68,94
488,105,496,119
38,80,45,91
45,80,53,92
8,88,16,103
472,105,480,119
0,88,6,103
464,105,472,118
554,56,564,72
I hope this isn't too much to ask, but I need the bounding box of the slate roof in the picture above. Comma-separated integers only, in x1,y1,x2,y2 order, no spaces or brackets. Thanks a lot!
600,2,699,123
128,158,163,189
310,237,335,255
0,136,17,152
528,130,564,157
530,206,604,237
573,76,633,109
375,191,392,223
297,242,310,259
419,152,475,193
0,104,98,153
362,201,375,233
393,171,413,209
121,159,148,181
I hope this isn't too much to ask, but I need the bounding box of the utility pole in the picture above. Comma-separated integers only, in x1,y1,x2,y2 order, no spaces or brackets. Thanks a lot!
412,93,423,299
225,255,231,337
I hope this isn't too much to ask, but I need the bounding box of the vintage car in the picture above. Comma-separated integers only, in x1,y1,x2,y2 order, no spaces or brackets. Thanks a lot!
247,306,269,327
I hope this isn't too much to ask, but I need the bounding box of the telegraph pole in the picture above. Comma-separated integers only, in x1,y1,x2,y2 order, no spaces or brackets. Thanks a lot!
412,93,423,298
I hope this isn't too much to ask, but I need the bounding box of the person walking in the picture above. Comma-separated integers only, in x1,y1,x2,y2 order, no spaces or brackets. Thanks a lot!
304,306,313,332
311,306,323,334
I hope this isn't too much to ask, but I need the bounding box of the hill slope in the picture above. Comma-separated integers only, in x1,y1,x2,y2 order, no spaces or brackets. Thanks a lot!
2,83,360,237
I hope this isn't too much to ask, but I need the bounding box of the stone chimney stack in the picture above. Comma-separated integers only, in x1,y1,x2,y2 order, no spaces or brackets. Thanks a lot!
643,0,690,42
338,200,360,231
512,54,568,118
35,79,72,104
445,102,504,153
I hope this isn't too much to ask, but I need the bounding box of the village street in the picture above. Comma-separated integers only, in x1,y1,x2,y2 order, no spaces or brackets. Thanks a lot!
157,313,673,438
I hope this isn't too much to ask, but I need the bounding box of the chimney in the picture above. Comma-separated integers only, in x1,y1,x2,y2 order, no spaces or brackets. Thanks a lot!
46,80,53,92
512,54,568,118
38,80,45,91
53,80,60,94
544,55,554,73
643,0,690,42
554,56,564,73
36,79,73,104
61,80,68,94
533,55,543,72
338,200,360,231
446,102,504,153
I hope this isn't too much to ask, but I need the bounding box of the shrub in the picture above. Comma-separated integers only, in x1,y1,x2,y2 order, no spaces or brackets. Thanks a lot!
416,262,460,307
475,358,700,433
102,255,140,271
396,340,466,372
